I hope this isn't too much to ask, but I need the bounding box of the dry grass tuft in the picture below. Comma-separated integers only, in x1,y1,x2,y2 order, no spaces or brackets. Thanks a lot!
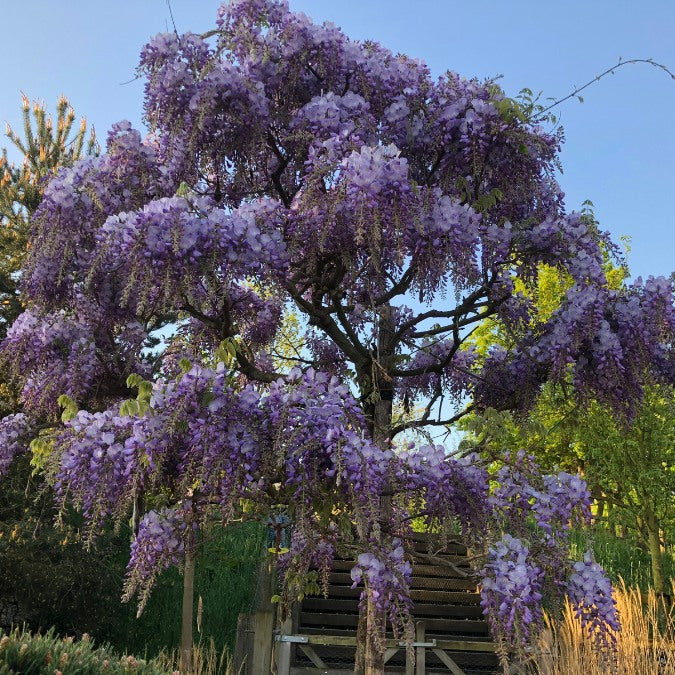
534,579,674,674
155,638,233,675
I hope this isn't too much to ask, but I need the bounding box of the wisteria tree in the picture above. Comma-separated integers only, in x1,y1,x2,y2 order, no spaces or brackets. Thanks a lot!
1,1,673,673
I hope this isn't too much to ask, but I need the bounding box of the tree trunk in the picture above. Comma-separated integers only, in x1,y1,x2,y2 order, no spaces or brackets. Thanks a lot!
355,305,395,675
180,547,196,674
365,587,385,675
645,509,666,595
592,488,604,525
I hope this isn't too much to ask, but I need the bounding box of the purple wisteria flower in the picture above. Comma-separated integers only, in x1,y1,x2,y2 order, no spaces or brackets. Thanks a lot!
567,551,621,648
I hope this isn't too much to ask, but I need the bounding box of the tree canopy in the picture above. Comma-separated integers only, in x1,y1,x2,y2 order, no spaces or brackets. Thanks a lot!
1,1,673,672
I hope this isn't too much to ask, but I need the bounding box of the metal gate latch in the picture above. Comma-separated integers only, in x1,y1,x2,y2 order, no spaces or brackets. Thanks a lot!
275,635,309,643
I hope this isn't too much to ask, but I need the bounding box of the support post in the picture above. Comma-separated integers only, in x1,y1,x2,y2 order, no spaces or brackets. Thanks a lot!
252,610,275,674
233,613,254,675
275,611,294,675
415,621,426,675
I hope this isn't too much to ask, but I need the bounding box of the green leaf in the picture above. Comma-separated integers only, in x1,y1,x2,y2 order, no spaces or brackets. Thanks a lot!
57,394,75,409
57,394,79,422
61,408,77,423
215,338,237,365
200,391,216,407
29,437,53,473
120,399,140,417
176,181,192,197
126,373,144,389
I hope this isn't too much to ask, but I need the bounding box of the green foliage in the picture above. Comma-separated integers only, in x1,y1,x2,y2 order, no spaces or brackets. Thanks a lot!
0,626,169,674
459,386,585,473
0,455,138,645
0,456,263,664
213,338,237,368
578,385,675,545
27,436,54,474
464,253,673,592
120,375,154,418
58,395,79,423
462,381,674,564
115,522,265,659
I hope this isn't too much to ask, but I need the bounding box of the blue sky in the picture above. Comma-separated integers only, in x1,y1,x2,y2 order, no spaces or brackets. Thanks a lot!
3,0,673,280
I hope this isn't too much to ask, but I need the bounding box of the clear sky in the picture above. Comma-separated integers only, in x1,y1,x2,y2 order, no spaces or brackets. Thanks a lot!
2,0,673,280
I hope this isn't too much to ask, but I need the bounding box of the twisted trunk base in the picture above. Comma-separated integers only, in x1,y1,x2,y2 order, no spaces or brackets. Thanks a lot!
180,548,195,674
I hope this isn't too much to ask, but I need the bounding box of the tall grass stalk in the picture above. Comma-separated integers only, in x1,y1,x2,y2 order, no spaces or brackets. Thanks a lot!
156,638,233,675
534,579,674,674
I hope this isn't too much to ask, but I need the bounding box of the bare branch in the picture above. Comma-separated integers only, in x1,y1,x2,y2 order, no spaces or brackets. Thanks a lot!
373,263,418,306
283,280,370,363
394,282,493,341
534,58,675,121
409,304,494,339
331,296,368,356
391,406,473,438
165,0,179,37
266,130,292,207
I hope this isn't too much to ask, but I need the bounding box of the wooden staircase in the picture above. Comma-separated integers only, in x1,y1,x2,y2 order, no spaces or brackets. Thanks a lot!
281,533,500,674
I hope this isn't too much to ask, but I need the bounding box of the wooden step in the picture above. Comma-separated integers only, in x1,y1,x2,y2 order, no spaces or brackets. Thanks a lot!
330,559,472,576
302,597,485,619
292,535,496,672
300,627,495,643
324,585,482,604
299,612,490,636
328,572,477,590
404,534,468,556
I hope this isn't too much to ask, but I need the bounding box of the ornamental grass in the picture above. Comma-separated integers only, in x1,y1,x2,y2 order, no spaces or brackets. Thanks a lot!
155,639,231,675
534,579,674,674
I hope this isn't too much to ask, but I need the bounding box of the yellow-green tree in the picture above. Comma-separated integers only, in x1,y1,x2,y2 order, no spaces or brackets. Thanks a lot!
462,247,674,593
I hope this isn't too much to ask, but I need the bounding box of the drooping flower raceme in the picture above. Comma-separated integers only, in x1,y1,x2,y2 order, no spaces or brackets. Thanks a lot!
54,409,136,535
0,413,34,476
350,539,413,641
3,310,100,416
567,551,620,648
480,534,544,647
122,506,189,614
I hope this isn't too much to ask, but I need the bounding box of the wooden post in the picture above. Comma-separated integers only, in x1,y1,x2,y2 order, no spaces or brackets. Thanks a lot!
233,613,254,675
252,609,275,674
415,621,426,675
275,610,294,675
